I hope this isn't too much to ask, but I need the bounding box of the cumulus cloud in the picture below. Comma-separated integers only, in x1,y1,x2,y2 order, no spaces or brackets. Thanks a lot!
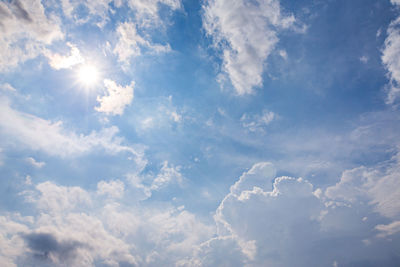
326,151,400,219
0,0,63,71
1,180,212,266
97,180,125,199
95,79,135,116
190,161,400,266
45,43,84,70
22,232,85,264
203,0,295,94
113,22,171,64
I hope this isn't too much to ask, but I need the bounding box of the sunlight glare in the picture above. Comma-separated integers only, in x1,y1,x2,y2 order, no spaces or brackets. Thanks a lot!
78,64,99,87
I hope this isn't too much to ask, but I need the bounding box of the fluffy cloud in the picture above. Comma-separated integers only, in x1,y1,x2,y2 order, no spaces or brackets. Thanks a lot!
113,22,171,64
0,0,63,71
326,155,400,220
203,0,295,94
191,161,400,266
0,180,212,267
97,180,125,199
95,79,135,116
45,43,84,70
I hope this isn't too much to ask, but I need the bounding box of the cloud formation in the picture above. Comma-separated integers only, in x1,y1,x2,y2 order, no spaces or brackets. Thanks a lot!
189,161,400,266
203,0,295,94
1,180,212,267
382,1,400,104
45,43,84,70
95,79,135,116
240,110,276,133
0,97,142,161
113,22,171,64
0,0,63,71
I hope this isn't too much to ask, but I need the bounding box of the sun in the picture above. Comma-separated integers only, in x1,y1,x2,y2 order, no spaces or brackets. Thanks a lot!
77,64,99,87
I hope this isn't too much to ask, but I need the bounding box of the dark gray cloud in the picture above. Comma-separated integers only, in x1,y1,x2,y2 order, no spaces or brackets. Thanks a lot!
22,232,85,262
11,0,32,23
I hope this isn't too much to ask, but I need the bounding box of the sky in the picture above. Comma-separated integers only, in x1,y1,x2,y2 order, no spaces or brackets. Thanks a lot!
0,0,400,266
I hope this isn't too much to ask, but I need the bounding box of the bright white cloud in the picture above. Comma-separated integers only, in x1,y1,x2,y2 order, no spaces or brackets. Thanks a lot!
97,180,125,199
190,161,400,266
1,180,212,266
0,98,143,162
45,43,84,70
0,0,64,71
95,79,134,116
203,0,295,94
326,151,400,219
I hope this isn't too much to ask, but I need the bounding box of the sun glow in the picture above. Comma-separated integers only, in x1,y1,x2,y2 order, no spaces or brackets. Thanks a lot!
77,64,99,87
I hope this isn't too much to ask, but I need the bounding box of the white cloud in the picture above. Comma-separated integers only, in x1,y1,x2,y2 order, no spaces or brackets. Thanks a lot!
326,151,400,219
113,22,171,64
25,157,45,168
191,161,400,266
0,0,64,71
375,220,400,238
33,182,92,214
45,43,84,70
97,180,125,199
1,180,212,266
170,111,182,123
279,50,288,60
0,97,143,163
382,11,400,104
241,110,276,132
60,0,113,27
126,0,182,27
360,55,368,64
203,0,295,94
127,161,184,199
151,161,184,190
95,79,134,116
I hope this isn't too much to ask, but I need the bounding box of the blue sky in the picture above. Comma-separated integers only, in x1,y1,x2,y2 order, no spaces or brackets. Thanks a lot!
1,0,400,266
